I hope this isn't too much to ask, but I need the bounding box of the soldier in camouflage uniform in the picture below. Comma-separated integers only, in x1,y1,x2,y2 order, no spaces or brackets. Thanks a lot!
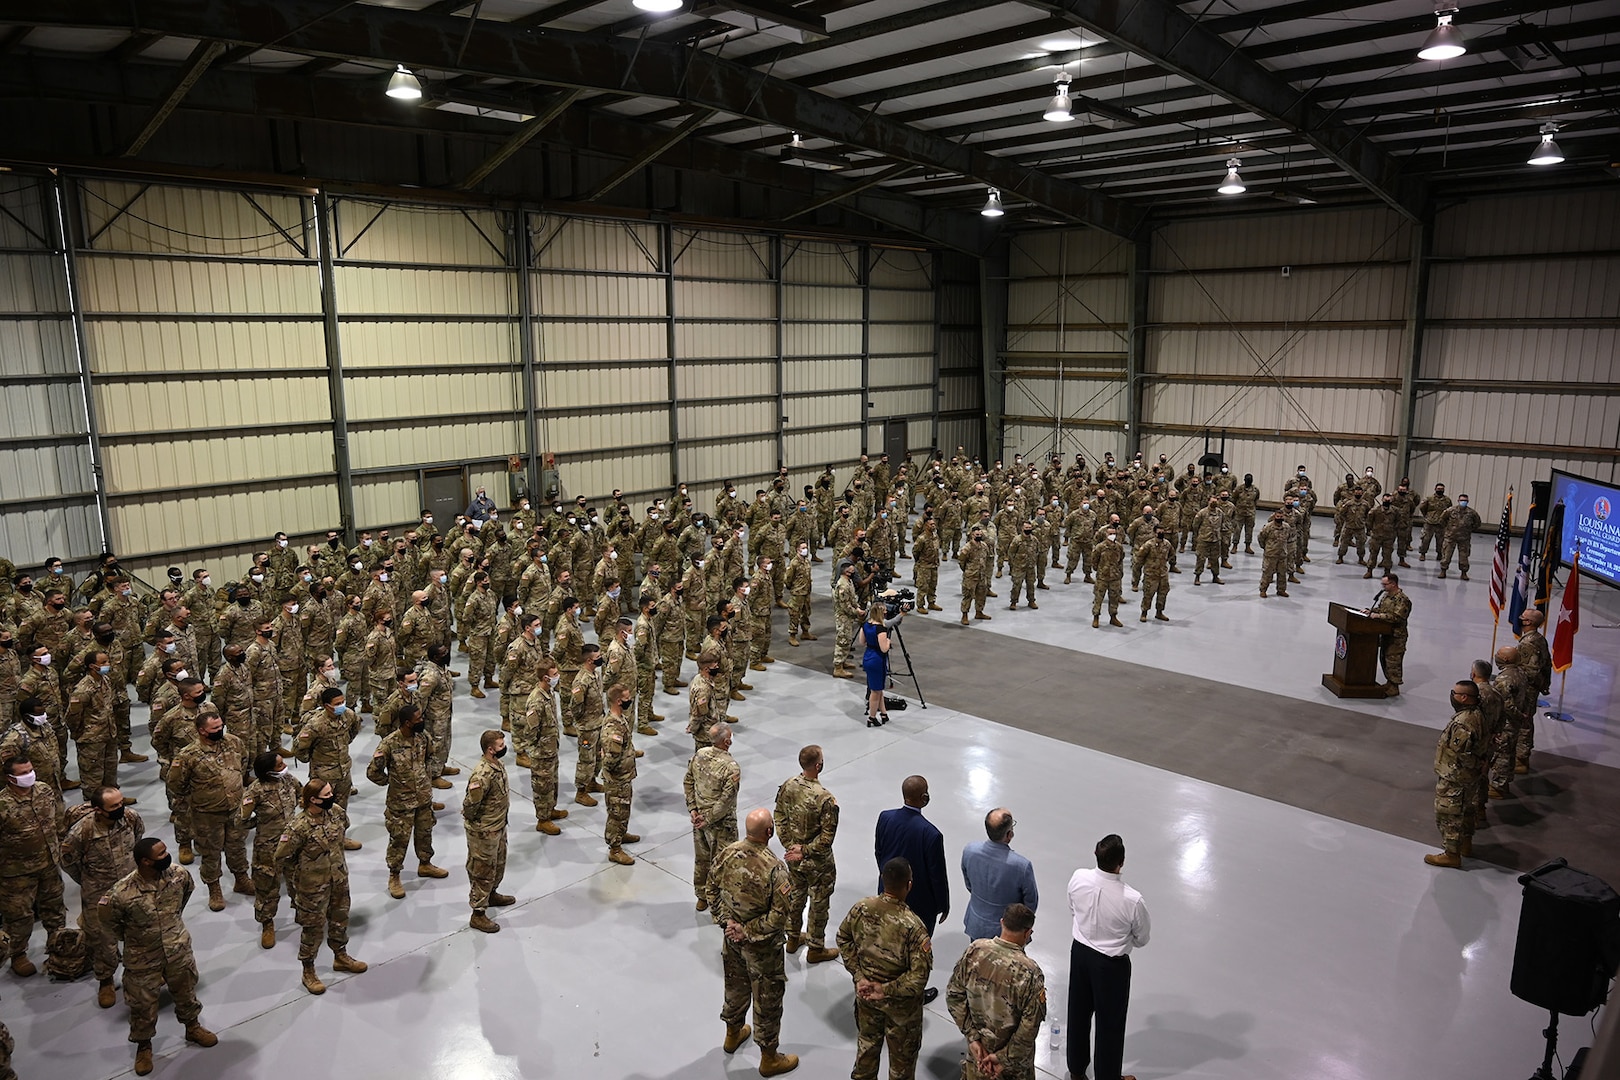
419,643,457,786
911,522,942,614
1425,681,1485,869
1365,573,1412,696
277,777,367,994
661,574,693,694
572,645,608,801
463,730,515,933
294,688,362,827
242,750,300,949
0,697,65,833
101,837,217,1075
633,594,662,732
775,744,840,962
947,903,1046,1080
706,807,799,1077
1417,483,1451,561
1006,523,1040,611
1091,527,1125,629
837,857,934,1080
1364,493,1398,577
170,711,251,911
1489,645,1534,798
601,686,641,865
957,528,992,625
1389,480,1418,566
1256,511,1292,598
460,573,499,697
62,785,143,1007
833,562,866,675
366,703,448,901
1063,498,1098,584
500,612,547,735
1229,474,1261,555
66,651,119,791
1335,487,1370,565
245,621,283,757
1191,497,1227,585
522,663,569,834
0,753,66,976
1138,529,1173,622
687,651,725,751
685,722,740,901
1515,609,1552,772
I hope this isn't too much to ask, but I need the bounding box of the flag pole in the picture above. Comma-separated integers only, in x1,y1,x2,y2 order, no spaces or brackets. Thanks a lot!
1490,619,1499,655
1545,670,1571,723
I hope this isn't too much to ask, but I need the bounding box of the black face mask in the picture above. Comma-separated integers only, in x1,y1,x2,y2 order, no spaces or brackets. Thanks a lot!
409,721,426,735
16,582,31,593
227,654,245,666
106,805,125,822
492,747,507,759
238,598,252,608
0,639,10,650
206,729,224,742
150,855,172,874
314,795,335,809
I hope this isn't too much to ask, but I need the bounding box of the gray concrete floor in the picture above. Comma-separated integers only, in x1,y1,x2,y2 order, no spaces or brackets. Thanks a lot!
6,546,1615,1080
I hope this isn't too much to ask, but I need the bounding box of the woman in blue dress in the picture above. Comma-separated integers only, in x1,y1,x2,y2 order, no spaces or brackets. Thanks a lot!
861,602,892,727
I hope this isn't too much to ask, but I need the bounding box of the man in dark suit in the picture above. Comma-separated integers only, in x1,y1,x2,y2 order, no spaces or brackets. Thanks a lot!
873,774,949,1002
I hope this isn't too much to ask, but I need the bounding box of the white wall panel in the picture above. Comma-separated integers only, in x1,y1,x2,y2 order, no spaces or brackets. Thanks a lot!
940,375,980,413
870,355,933,387
1155,207,1412,269
784,358,859,394
1433,190,1620,257
540,364,668,407
1010,231,1131,277
1006,330,1125,354
533,217,661,273
89,320,325,373
676,361,773,399
1150,266,1408,324
335,267,512,316
869,289,932,322
1006,277,1128,327
782,243,860,285
0,504,100,570
676,280,772,319
785,429,860,468
539,321,665,362
81,181,309,259
681,401,775,440
674,323,772,359
336,202,507,267
870,388,932,416
783,285,860,321
546,408,671,454
1150,328,1404,378
1415,452,1618,511
1144,382,1394,436
90,375,326,436
785,322,860,357
671,231,771,281
537,273,663,317
680,440,774,483
1428,260,1618,321
102,430,333,489
344,371,514,421
111,478,338,560
81,258,320,315
349,418,516,471
566,449,671,501
785,392,861,429
0,441,94,501
1423,327,1616,382
867,250,931,289
938,418,982,458
1418,391,1620,447
341,322,516,368
870,324,932,356
0,253,69,313
352,476,419,530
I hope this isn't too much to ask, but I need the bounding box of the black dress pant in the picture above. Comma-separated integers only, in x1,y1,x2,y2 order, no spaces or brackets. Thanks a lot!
1067,938,1132,1079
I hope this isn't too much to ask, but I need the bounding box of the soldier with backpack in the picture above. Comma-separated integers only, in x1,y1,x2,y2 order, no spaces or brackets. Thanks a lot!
62,786,143,1005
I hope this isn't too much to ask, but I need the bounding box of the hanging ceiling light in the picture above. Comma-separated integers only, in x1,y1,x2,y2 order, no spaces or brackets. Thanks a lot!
1217,158,1246,195
1417,7,1467,61
633,0,684,11
1043,74,1075,123
385,64,423,101
980,188,1005,217
790,131,803,148
1527,122,1564,165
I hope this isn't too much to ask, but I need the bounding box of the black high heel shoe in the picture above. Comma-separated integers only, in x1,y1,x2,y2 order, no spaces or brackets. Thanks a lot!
866,715,881,728
879,712,890,725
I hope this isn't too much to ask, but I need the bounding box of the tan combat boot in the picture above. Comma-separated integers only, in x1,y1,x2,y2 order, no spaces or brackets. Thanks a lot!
759,1049,800,1076
120,748,149,763
470,911,501,934
516,753,535,769
608,847,634,865
417,863,449,879
97,977,116,1008
470,686,486,699
575,790,599,806
800,631,817,640
260,922,276,949
432,776,453,790
342,837,363,851
135,1041,154,1075
805,945,840,964
302,962,326,995
784,932,802,952
723,1024,753,1054
332,952,368,973
788,634,799,647
178,842,194,865
696,897,709,911
233,873,256,896
388,874,406,900
185,1024,218,1047
1423,851,1463,869
537,818,561,835
207,881,225,911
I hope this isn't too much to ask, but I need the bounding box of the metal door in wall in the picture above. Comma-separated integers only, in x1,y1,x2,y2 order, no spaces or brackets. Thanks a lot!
884,420,908,469
420,467,466,524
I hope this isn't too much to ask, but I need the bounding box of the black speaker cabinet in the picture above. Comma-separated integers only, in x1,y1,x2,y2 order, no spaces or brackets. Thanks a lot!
1512,860,1620,1016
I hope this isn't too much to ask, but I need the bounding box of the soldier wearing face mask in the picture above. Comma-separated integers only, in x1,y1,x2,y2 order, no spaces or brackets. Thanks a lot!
170,712,250,912
242,751,300,949
245,622,284,758
0,753,68,977
1091,526,1126,628
276,777,368,995
0,695,65,830
1437,494,1482,580
67,649,120,791
294,688,363,827
63,784,144,1007
211,645,256,760
367,702,448,902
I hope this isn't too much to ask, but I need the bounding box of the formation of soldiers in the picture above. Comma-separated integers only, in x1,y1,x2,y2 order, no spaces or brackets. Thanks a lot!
0,444,1497,1078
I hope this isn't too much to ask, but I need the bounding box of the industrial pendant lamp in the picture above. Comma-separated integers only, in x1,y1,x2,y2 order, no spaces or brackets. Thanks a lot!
1527,123,1564,166
633,0,683,11
1217,158,1245,195
386,65,423,100
1417,7,1466,61
1043,74,1075,122
981,188,1005,217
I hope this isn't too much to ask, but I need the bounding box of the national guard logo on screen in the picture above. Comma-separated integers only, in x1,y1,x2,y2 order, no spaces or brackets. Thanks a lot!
1596,496,1612,522
1335,634,1347,659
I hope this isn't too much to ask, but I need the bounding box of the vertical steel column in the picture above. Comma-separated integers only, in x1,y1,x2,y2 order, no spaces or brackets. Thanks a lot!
1394,217,1434,480
931,252,943,455
979,241,1009,464
1126,231,1152,459
314,189,356,541
662,222,680,486
1055,239,1066,456
859,241,872,455
773,234,786,469
513,209,542,502
54,176,114,552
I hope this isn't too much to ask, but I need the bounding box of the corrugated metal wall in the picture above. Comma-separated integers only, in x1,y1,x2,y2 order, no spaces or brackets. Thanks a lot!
0,176,101,567
783,239,864,488
866,247,937,460
937,250,987,462
1001,230,1132,468
1417,190,1620,499
74,179,338,583
336,199,524,524
1145,207,1413,497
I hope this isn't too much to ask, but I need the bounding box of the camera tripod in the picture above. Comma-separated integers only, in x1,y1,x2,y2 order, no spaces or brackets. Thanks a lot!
884,620,928,709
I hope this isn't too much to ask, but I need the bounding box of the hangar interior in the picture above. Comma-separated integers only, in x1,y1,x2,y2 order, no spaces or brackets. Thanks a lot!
0,1,1618,1078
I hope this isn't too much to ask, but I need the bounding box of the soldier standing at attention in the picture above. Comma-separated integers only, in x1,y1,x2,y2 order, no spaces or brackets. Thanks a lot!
1137,528,1173,623
1230,473,1261,555
62,785,143,1009
685,722,741,904
1437,494,1482,580
276,778,368,995
706,807,799,1077
1417,482,1451,562
1364,573,1412,697
836,857,934,1080
170,711,252,911
833,561,865,674
366,702,448,901
464,729,515,933
241,751,300,949
522,662,569,834
957,527,992,625
775,745,840,963
687,651,725,751
946,903,1047,1080
600,685,642,866
294,688,363,832
1091,525,1125,628
101,837,217,1075
1256,511,1292,598
0,754,66,977
1425,681,1485,870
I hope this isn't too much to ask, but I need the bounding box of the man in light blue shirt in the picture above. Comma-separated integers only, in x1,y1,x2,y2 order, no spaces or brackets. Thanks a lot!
960,808,1038,940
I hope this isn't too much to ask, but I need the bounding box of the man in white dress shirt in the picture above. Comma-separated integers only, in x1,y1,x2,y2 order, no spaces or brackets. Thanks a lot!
1066,834,1150,1080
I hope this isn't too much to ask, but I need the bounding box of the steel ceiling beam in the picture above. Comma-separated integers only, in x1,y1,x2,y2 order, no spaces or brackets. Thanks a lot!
783,161,915,220
454,88,582,190
0,53,998,253
0,0,1146,236
123,38,225,156
1041,0,1426,220
584,108,716,201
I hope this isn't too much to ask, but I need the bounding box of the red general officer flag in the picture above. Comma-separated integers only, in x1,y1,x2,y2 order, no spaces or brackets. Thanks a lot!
1551,548,1580,673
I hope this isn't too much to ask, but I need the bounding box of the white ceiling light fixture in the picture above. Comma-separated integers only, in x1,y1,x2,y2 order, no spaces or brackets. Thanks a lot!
981,188,1005,217
1217,158,1246,195
634,0,684,12
1417,7,1467,61
790,131,803,148
1044,73,1075,123
1527,122,1564,165
386,64,423,101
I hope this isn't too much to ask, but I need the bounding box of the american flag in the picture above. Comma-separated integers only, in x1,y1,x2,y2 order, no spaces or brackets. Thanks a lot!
1488,489,1514,618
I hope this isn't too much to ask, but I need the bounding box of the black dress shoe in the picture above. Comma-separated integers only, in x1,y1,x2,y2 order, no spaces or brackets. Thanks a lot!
922,987,939,1004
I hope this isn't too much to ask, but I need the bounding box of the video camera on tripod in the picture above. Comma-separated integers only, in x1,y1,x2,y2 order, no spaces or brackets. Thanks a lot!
878,586,915,618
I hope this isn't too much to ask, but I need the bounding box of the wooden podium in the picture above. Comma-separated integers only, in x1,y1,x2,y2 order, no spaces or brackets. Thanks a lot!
1322,602,1387,698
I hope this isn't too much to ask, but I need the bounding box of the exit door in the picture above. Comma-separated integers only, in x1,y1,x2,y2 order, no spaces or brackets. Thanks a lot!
883,420,908,467
420,467,466,525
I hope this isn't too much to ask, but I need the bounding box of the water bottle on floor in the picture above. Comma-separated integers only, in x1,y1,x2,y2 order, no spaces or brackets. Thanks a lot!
1049,1021,1062,1051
